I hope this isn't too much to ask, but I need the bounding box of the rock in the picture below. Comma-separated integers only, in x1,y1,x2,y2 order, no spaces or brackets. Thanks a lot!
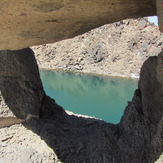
90,43,105,63
74,64,83,70
111,54,119,62
156,51,163,99
63,64,67,68
0,90,15,117
0,0,157,50
80,60,85,65
138,55,163,124
0,50,163,162
138,19,147,30
141,41,149,52
0,48,44,119
33,18,163,78
0,124,59,163
157,0,163,32
0,1,163,163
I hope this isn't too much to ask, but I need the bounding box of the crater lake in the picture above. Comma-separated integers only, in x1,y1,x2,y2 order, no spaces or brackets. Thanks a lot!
40,70,138,124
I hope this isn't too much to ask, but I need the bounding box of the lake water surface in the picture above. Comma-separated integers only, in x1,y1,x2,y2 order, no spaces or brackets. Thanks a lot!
40,70,138,124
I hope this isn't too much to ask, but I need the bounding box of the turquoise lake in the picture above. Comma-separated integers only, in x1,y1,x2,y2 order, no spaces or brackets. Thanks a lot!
40,70,138,124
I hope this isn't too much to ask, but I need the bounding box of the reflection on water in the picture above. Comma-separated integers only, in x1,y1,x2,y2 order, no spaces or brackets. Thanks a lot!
40,70,138,124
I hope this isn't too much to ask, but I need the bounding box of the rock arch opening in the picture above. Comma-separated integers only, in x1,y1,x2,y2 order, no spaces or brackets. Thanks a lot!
0,0,163,162
30,17,162,124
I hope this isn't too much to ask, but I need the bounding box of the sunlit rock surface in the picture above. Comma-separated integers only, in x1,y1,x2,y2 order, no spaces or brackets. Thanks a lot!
0,0,156,50
32,18,163,78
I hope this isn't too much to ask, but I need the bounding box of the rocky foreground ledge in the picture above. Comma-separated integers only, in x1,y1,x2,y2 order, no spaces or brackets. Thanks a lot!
0,48,162,163
0,0,162,162
0,89,163,163
32,18,163,78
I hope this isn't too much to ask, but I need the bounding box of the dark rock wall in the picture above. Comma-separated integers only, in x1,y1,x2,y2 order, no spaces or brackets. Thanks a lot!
157,0,163,32
121,53,163,162
0,48,44,119
138,54,163,124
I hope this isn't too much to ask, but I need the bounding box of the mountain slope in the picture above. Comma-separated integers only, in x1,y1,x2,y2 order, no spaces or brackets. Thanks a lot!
32,18,163,78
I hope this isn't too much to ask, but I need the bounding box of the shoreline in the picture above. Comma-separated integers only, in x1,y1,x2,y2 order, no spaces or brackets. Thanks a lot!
33,18,162,82
39,67,139,81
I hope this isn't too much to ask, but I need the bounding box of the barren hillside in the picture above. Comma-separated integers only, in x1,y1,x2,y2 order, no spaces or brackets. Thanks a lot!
32,18,163,78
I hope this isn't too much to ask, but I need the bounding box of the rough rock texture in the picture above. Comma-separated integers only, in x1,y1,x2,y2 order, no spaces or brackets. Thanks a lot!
0,48,162,162
157,51,163,97
32,18,163,78
0,123,61,163
0,91,15,117
0,48,44,119
0,79,162,163
157,0,163,32
0,0,156,50
138,55,163,124
0,0,163,162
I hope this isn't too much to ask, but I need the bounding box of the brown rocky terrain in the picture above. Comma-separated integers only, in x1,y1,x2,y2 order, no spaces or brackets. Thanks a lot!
0,62,163,162
0,1,163,163
32,18,163,78
0,25,163,162
0,0,157,50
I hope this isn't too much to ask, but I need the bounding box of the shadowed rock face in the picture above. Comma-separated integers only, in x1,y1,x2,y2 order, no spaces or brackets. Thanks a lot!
0,49,44,119
138,54,163,124
157,0,163,31
0,48,67,121
0,0,157,50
